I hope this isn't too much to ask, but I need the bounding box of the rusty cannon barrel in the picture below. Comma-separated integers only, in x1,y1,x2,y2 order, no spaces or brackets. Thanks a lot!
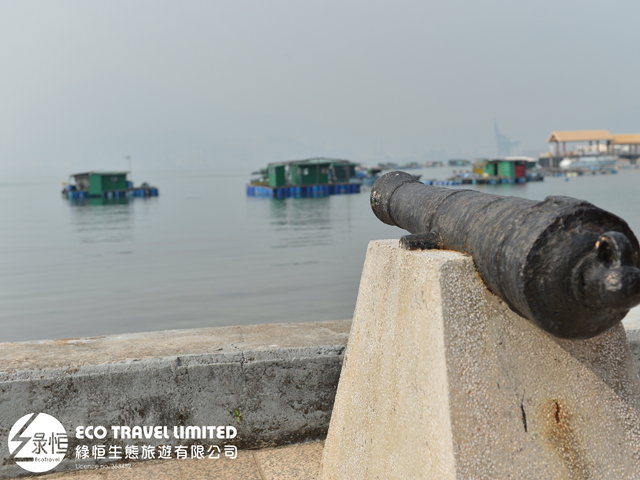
371,171,640,339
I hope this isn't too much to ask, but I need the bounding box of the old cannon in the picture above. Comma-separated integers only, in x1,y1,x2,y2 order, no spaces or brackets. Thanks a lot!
371,171,640,339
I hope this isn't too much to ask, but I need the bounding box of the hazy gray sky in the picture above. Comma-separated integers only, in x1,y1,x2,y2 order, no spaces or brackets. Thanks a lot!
2,0,639,173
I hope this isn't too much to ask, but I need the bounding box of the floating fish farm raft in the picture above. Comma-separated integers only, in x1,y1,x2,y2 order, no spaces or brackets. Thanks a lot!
247,183,361,198
247,158,362,199
63,171,158,200
435,158,545,186
429,174,545,186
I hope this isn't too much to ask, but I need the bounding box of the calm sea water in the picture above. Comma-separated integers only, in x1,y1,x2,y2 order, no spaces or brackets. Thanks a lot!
2,167,640,342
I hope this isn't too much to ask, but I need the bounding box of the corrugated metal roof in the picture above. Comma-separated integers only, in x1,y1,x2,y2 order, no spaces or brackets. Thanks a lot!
612,134,640,144
504,156,536,162
547,130,613,143
268,158,353,166
486,158,525,163
72,171,129,176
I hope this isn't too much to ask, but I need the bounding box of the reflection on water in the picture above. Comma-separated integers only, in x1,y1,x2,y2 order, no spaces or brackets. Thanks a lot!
268,197,338,248
68,197,131,207
67,197,135,244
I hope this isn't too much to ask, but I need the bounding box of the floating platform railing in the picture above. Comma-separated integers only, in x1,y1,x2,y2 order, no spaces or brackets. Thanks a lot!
425,175,545,187
246,183,361,199
65,187,159,200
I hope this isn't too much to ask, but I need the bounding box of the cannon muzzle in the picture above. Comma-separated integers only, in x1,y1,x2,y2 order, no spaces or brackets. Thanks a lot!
371,171,640,339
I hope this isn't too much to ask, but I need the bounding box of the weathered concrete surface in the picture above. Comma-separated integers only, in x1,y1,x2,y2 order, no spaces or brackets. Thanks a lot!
0,321,350,374
0,321,349,479
321,240,640,480
623,308,640,375
627,329,640,379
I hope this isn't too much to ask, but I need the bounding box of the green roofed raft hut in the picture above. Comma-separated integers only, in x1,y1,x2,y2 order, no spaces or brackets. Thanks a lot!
247,158,361,198
62,171,159,201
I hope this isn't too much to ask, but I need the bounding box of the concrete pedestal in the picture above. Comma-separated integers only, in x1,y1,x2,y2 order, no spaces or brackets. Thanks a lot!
321,240,640,480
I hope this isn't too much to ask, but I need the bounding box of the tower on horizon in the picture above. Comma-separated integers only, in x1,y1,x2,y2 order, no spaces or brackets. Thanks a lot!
494,120,521,157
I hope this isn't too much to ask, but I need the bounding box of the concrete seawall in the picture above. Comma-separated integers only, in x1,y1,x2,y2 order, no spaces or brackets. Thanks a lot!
1,317,639,478
0,321,350,479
